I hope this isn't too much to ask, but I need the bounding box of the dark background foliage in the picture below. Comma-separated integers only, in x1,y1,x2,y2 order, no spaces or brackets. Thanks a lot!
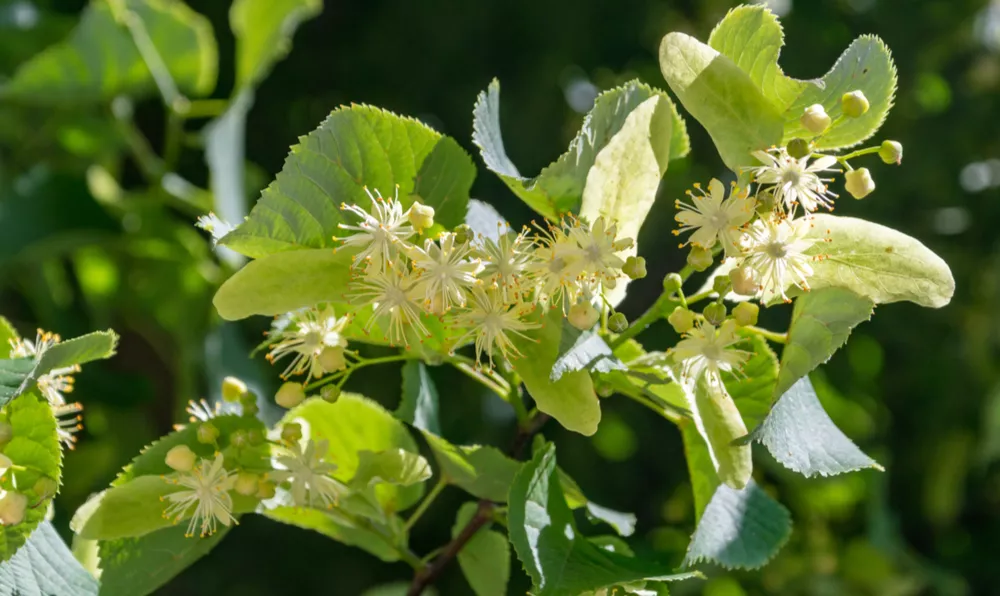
1,0,998,594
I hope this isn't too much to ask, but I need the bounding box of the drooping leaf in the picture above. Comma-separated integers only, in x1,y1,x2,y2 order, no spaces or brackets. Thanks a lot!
219,106,474,257
511,309,601,436
397,360,441,434
551,327,626,382
453,502,511,596
584,502,637,538
747,377,882,477
230,0,322,90
680,420,720,521
775,287,873,398
421,431,521,502
508,444,698,595
683,480,791,570
3,0,217,103
0,330,118,408
472,79,688,220
658,32,783,171
351,448,432,489
264,506,406,562
804,214,953,308
0,521,98,596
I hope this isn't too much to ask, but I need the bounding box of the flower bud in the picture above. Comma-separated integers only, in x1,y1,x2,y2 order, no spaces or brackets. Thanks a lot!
622,256,647,280
703,302,727,326
318,346,347,373
712,275,732,296
786,138,812,159
234,472,259,496
667,307,695,334
196,423,220,445
841,90,869,118
247,429,264,446
321,385,341,403
281,423,302,446
729,265,760,297
453,224,473,245
844,167,875,199
800,104,831,135
879,140,902,165
165,445,197,471
275,382,306,409
662,273,683,294
407,201,435,232
0,491,27,526
687,246,714,272
32,476,58,500
595,382,614,398
221,376,248,402
732,302,760,327
241,400,260,417
230,430,248,448
568,301,599,331
608,312,628,333
256,479,277,500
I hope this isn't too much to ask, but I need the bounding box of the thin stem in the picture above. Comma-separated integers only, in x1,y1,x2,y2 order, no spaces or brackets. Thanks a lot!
620,390,684,424
120,10,182,108
609,292,676,349
404,477,447,532
743,325,788,344
407,501,495,596
507,372,528,424
163,109,184,171
112,106,165,183
838,146,881,161
183,98,230,119
303,354,415,392
685,289,715,306
452,361,509,399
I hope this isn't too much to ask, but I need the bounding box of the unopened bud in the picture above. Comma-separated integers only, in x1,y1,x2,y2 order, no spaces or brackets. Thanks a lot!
568,302,600,331
729,265,760,297
321,385,341,403
196,423,220,445
595,382,614,398
247,429,264,446
281,423,302,445
712,275,732,296
687,246,713,272
608,312,628,333
703,302,727,326
662,273,683,294
256,479,277,500
408,202,435,232
275,382,306,409
221,376,248,402
453,224,473,245
800,104,831,135
733,302,760,327
231,430,249,448
234,472,259,496
845,167,875,199
318,347,347,373
622,256,647,280
786,138,812,159
841,90,870,118
879,140,902,165
667,307,695,334
32,476,58,500
165,445,197,471
0,491,27,525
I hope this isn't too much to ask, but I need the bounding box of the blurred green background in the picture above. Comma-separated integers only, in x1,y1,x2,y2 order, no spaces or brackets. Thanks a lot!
0,0,997,594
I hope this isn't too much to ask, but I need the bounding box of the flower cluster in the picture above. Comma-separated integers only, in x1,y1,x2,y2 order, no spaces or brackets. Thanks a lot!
9,330,86,449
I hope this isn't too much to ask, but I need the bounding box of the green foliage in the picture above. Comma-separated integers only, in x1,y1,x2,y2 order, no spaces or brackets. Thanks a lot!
422,431,521,502
551,328,625,382
453,502,511,596
723,334,779,430
352,448,432,489
0,330,117,407
264,505,407,562
397,361,441,434
230,0,322,90
0,521,98,596
74,475,186,540
0,359,36,405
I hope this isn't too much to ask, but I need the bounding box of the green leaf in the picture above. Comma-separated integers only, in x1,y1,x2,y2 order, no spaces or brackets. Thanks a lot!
680,420,719,521
264,505,406,562
511,309,601,436
230,0,322,90
97,524,231,596
508,444,698,595
551,328,626,382
0,392,61,562
804,214,954,308
775,287,873,398
282,395,424,512
0,330,118,408
74,476,188,540
683,480,791,570
421,431,521,502
658,32,783,171
0,359,36,406
352,448,432,488
0,521,98,596
748,377,882,477
397,360,441,434
473,79,689,220
453,502,510,596
584,502,637,538
219,105,474,257
3,0,217,103
0,317,19,354
723,334,779,430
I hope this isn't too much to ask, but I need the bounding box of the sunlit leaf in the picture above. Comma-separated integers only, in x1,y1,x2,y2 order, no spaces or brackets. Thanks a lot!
422,431,521,502
0,522,98,596
453,502,510,596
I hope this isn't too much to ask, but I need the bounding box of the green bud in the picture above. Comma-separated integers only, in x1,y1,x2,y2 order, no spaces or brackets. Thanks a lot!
608,312,628,333
453,224,473,245
321,385,342,403
221,376,248,402
275,382,306,409
32,476,58,500
247,429,264,446
165,445,197,472
281,423,303,445
595,382,614,398
662,273,683,293
841,90,870,118
800,104,831,135
235,472,259,497
318,346,347,373
407,201,435,232
242,400,260,417
256,479,277,500
729,265,760,297
879,140,903,165
732,302,760,327
786,138,812,159
196,422,220,445
687,246,714,272
712,275,732,296
703,302,727,326
844,167,876,199
622,256,647,280
568,301,599,331
667,307,695,334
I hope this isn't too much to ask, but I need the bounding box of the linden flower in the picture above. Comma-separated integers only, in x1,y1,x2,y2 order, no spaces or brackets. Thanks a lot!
408,232,482,314
740,216,817,303
528,222,585,312
267,307,350,378
479,227,534,303
675,179,755,257
270,439,345,508
567,216,633,286
162,454,237,537
54,403,84,449
672,320,750,380
9,330,81,407
751,148,838,214
348,260,429,346
453,288,539,368
338,186,415,271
